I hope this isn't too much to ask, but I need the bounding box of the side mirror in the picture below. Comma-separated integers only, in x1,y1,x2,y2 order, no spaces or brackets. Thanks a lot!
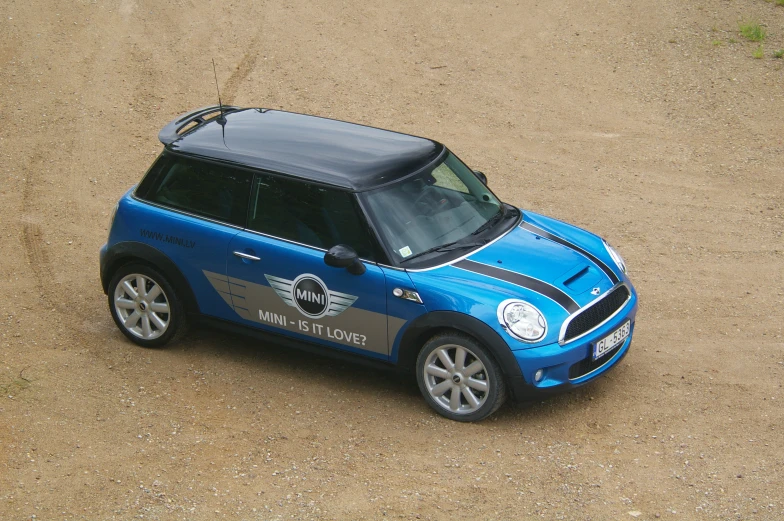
474,170,488,185
324,244,366,275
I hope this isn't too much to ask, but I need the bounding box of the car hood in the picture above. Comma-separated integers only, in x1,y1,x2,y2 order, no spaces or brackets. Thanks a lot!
404,212,626,347
462,220,617,307
408,212,622,305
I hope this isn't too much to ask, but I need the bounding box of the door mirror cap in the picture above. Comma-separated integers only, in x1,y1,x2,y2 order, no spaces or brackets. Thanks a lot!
324,244,366,275
474,170,488,185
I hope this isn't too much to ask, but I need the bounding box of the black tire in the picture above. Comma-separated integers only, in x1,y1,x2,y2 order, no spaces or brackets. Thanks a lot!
416,332,506,422
107,263,188,348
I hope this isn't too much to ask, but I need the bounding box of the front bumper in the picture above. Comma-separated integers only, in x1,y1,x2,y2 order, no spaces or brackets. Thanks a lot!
506,293,638,401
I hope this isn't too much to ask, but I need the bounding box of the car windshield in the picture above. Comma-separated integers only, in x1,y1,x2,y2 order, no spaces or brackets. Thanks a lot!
359,151,503,264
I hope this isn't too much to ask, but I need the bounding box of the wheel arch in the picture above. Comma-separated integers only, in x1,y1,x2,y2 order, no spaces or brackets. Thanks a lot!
394,311,521,378
101,241,199,314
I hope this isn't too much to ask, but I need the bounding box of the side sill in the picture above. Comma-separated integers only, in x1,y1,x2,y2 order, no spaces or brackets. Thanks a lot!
196,315,401,373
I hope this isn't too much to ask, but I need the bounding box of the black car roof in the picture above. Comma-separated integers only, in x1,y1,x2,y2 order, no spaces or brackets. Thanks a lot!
163,108,445,191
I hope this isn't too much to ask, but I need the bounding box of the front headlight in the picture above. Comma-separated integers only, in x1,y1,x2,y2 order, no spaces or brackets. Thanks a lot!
603,240,627,274
497,299,547,342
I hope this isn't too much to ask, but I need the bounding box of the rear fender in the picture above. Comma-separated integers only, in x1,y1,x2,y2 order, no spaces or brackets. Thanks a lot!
100,241,199,314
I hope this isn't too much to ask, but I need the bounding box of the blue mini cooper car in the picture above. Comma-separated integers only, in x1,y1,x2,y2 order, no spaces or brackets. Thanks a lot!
100,105,638,421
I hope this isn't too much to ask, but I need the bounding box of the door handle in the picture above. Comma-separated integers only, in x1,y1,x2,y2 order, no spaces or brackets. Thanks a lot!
233,251,261,261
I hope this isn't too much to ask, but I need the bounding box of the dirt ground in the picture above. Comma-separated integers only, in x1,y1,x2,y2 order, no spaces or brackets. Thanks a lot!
1,0,783,519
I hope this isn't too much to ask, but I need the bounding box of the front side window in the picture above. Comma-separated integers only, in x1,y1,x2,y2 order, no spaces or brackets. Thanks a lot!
143,155,251,226
431,161,470,193
247,174,376,260
358,151,503,265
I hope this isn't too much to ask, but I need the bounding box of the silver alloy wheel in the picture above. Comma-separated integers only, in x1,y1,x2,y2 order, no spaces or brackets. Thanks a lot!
422,344,490,414
113,273,171,340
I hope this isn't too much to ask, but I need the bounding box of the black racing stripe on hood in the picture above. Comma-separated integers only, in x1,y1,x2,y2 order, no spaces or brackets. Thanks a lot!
454,259,580,313
519,222,620,284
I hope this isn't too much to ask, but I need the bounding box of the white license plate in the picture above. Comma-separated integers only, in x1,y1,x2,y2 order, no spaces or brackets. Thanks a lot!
593,320,630,360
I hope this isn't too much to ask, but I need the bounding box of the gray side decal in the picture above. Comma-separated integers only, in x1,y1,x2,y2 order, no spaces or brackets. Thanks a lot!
203,270,389,355
264,273,358,318
387,316,407,353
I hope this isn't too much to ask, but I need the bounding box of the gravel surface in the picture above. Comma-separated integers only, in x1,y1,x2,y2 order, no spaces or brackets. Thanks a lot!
1,0,782,519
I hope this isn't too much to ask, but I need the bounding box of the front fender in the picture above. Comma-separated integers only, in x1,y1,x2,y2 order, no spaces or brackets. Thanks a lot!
393,310,521,378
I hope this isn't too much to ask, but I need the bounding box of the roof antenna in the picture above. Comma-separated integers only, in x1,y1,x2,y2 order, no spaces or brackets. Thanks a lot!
212,58,227,125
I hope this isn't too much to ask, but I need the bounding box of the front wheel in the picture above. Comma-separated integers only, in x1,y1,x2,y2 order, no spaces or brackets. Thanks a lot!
107,264,187,348
416,332,506,422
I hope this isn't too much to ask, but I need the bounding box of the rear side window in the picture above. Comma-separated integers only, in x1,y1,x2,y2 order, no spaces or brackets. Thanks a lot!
141,155,251,226
247,174,376,260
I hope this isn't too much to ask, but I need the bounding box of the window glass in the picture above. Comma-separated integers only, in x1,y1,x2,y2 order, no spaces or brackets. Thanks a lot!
431,161,469,193
359,151,501,263
248,175,375,260
135,154,170,199
144,156,251,226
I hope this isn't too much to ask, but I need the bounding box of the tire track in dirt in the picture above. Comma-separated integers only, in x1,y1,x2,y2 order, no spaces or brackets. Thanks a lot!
20,153,55,310
221,39,259,105
21,223,51,301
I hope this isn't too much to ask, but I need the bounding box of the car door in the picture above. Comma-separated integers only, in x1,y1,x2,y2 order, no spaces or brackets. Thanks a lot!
218,173,390,358
134,153,251,321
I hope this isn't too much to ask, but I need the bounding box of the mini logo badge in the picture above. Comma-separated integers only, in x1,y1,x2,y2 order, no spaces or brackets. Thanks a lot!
293,275,328,316
265,273,358,319
591,287,601,296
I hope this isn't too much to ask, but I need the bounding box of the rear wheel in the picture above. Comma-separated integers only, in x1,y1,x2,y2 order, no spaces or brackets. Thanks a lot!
108,264,187,348
416,332,506,422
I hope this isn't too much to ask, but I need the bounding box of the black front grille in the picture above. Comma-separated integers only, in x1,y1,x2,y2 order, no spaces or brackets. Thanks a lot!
563,285,630,342
568,342,624,379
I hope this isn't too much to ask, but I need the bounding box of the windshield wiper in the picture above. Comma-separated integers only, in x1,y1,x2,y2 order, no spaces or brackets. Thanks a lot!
401,240,486,263
471,206,505,236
